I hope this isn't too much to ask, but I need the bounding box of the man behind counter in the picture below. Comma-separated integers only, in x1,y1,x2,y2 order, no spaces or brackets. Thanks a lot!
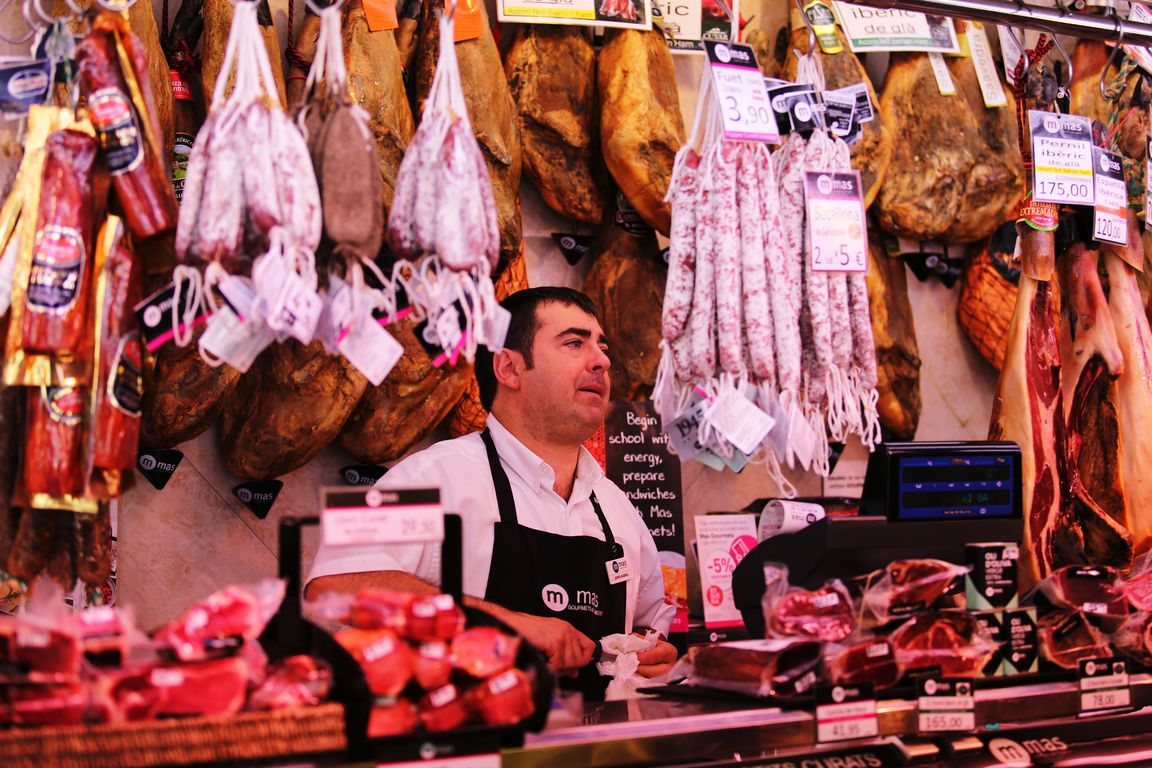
307,287,677,687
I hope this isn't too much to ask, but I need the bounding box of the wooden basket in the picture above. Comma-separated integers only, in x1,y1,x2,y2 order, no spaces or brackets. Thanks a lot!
0,702,347,768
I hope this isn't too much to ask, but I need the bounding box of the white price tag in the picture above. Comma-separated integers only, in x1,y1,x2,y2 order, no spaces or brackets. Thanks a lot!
804,171,868,273
665,396,708,461
322,487,444,547
485,305,511,352
705,41,780,142
966,23,1007,107
927,52,956,95
917,678,976,733
268,271,324,344
997,25,1025,84
198,305,275,373
1093,147,1128,246
339,309,405,387
1079,658,1131,714
1029,111,1095,206
816,684,878,743
703,387,774,456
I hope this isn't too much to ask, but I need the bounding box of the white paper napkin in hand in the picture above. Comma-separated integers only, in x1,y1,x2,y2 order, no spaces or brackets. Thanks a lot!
597,630,660,700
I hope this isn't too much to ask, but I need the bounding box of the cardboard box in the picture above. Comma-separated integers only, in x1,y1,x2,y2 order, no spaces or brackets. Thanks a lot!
1003,607,1039,675
970,610,1005,677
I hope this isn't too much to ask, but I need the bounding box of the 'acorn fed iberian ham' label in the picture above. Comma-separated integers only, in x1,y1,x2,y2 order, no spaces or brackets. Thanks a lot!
87,87,143,176
28,226,85,313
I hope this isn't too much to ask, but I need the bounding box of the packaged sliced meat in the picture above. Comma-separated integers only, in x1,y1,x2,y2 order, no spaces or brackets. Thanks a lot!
413,641,452,690
683,639,823,698
0,613,82,684
418,682,471,731
1034,565,1128,632
1123,565,1152,611
1038,610,1112,670
348,589,416,631
368,697,419,737
823,637,901,690
890,611,1000,678
470,668,534,726
76,604,132,668
2,683,94,727
334,627,413,697
76,12,178,240
153,580,285,662
247,655,332,711
762,564,856,643
405,594,466,643
97,664,164,723
1109,612,1152,665
450,626,520,679
861,559,969,625
149,656,251,717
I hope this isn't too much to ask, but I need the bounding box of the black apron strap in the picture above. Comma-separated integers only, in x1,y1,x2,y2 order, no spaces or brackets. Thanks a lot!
480,428,518,526
588,493,618,554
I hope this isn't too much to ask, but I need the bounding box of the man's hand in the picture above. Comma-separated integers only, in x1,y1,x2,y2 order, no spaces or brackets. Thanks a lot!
501,612,597,675
635,638,678,678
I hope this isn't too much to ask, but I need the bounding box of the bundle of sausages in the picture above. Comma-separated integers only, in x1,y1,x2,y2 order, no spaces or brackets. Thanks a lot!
654,54,882,485
385,1,503,366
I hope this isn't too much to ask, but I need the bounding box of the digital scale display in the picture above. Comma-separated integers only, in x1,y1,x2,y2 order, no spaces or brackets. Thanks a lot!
898,455,1016,520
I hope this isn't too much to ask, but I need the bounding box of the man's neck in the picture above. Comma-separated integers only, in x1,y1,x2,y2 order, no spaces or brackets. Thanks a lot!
491,408,581,501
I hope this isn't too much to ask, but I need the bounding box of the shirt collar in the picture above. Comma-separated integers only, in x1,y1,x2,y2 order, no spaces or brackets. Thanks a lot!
485,414,605,498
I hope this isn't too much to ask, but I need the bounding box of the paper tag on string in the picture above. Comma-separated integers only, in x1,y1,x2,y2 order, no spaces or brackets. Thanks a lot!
788,403,819,471
703,388,774,456
199,305,275,373
666,395,709,461
363,0,399,30
339,308,405,386
453,0,484,42
997,25,1025,85
966,23,1007,107
485,305,511,352
267,272,323,345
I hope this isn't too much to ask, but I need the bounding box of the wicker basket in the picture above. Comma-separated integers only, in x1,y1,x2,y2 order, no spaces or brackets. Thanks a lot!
0,703,347,768
958,245,1019,372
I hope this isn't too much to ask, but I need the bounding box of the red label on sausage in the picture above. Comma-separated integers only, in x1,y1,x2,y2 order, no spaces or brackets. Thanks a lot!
27,226,85,313
169,70,193,102
46,387,84,425
108,332,143,416
88,87,143,176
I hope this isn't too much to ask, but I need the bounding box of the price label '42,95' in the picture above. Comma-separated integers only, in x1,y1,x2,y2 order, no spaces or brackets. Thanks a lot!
804,171,868,272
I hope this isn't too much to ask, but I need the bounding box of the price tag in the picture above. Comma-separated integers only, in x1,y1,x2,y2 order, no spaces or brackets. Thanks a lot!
832,1,960,53
927,53,956,96
702,387,774,456
998,25,1025,84
1093,147,1128,246
766,81,821,135
1078,658,1131,713
267,271,323,345
134,275,208,352
705,42,780,143
1029,111,1095,206
339,302,405,386
917,677,975,733
1127,3,1152,76
816,683,879,743
322,487,443,547
198,304,276,373
804,171,868,273
665,395,709,461
966,23,1007,107
363,0,398,30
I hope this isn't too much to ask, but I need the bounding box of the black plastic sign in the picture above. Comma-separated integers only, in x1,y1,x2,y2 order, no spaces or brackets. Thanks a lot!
551,233,594,265
340,464,388,486
232,480,284,520
136,449,184,490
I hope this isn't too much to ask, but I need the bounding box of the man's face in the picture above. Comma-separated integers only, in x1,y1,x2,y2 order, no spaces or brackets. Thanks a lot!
519,302,612,440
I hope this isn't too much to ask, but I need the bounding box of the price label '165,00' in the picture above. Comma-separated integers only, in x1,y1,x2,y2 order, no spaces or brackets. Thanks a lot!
804,171,868,273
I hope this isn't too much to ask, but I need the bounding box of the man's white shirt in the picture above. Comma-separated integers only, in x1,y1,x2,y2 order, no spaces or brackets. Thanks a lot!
307,414,675,636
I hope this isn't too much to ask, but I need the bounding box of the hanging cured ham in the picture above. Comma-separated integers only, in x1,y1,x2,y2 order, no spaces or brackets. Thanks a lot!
201,0,287,108
864,230,921,441
599,28,684,236
505,25,605,225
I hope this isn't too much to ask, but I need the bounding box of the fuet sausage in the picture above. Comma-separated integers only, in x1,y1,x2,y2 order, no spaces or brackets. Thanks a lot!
21,129,100,356
76,13,178,240
741,143,776,386
662,147,700,342
713,141,743,376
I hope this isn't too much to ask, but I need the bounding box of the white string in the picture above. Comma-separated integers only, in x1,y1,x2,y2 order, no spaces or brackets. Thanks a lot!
170,265,204,348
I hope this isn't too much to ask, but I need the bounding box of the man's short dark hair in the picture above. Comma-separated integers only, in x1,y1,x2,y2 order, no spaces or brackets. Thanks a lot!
474,287,599,411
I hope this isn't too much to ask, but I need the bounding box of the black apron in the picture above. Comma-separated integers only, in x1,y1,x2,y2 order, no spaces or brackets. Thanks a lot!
480,429,627,699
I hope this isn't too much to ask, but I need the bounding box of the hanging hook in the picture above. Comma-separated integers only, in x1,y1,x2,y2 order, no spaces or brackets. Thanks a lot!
1100,11,1126,99
713,0,737,44
26,0,54,26
794,0,817,57
1051,33,1073,98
